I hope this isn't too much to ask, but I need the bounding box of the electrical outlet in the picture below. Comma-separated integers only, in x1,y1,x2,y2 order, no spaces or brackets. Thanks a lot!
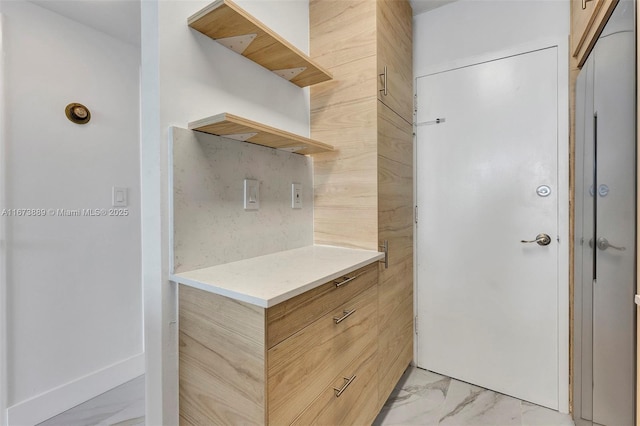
112,187,128,207
292,183,302,209
244,179,259,210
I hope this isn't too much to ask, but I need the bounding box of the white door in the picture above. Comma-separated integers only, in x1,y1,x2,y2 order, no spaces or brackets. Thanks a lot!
416,47,560,409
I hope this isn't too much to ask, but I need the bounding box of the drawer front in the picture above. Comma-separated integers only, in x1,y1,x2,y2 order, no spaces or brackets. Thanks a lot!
267,284,378,425
266,263,378,349
292,342,379,426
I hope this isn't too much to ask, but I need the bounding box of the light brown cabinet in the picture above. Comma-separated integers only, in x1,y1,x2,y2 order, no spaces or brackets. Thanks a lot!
310,0,414,411
178,263,380,425
377,0,413,123
571,0,619,67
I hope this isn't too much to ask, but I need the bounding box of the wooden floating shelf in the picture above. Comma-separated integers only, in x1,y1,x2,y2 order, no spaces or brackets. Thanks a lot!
188,0,333,88
189,113,334,155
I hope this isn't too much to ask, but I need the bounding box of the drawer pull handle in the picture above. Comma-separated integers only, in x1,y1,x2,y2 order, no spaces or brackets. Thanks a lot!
334,270,366,288
333,309,356,324
334,275,357,287
333,375,356,397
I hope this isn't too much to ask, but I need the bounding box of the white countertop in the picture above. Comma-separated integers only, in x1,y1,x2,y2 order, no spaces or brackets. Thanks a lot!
170,245,384,307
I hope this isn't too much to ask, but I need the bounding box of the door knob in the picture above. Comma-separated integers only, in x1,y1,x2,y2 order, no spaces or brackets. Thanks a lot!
521,233,551,246
590,237,626,251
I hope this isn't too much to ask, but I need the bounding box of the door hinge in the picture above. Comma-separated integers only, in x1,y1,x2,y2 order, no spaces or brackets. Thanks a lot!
414,315,418,334
415,205,418,224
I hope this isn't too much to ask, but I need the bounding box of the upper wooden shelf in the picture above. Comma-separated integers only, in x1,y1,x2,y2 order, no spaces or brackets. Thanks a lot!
189,113,334,155
188,0,333,87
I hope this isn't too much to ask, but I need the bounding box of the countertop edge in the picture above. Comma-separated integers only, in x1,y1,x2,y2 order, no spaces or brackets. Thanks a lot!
170,274,271,307
171,248,384,308
265,254,384,307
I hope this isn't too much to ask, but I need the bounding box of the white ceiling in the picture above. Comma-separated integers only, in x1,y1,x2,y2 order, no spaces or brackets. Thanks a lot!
409,0,458,15
30,0,141,47
28,0,453,49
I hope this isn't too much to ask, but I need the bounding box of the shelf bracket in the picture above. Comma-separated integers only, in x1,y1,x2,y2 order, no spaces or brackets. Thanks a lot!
215,33,257,54
277,146,305,153
273,67,307,81
223,132,258,142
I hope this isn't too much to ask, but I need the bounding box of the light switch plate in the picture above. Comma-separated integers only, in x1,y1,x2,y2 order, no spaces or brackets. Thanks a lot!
244,179,259,210
292,183,302,209
112,187,128,207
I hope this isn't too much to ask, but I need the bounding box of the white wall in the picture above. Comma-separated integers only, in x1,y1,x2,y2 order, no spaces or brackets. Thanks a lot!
141,1,311,424
1,2,143,424
414,0,570,76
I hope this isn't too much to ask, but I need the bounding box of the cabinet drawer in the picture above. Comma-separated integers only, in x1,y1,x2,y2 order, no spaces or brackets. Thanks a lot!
267,283,378,425
292,342,379,426
266,263,377,349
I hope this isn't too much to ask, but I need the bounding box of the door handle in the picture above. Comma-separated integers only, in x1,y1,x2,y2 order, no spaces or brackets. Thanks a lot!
521,233,551,246
379,66,388,96
582,0,593,9
590,237,626,251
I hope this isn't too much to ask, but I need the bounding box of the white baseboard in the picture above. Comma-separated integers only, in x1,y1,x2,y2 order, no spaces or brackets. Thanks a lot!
7,352,144,426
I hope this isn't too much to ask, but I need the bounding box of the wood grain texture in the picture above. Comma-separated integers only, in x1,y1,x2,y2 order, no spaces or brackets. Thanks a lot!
377,101,414,408
311,0,379,250
267,284,378,425
179,285,266,425
266,263,377,349
188,0,332,87
310,0,414,416
189,112,333,155
570,0,602,57
571,0,619,67
378,292,413,406
291,342,379,426
377,0,413,123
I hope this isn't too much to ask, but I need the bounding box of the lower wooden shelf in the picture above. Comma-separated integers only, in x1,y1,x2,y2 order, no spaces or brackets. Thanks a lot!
188,113,334,155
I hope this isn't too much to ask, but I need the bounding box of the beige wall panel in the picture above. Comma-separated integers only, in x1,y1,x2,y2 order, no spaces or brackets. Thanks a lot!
311,58,378,112
310,0,377,68
314,208,379,249
311,1,379,249
179,285,266,425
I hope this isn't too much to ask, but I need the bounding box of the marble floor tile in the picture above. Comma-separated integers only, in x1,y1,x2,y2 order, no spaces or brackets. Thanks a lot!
376,366,574,426
37,375,145,426
95,397,145,426
35,367,576,426
374,367,451,426
522,401,575,426
438,379,522,426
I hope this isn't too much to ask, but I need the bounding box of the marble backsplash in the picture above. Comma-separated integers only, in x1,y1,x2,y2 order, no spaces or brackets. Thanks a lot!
171,126,314,273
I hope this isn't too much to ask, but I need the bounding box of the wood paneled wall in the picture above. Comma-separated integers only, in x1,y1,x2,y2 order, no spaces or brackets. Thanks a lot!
310,0,379,250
